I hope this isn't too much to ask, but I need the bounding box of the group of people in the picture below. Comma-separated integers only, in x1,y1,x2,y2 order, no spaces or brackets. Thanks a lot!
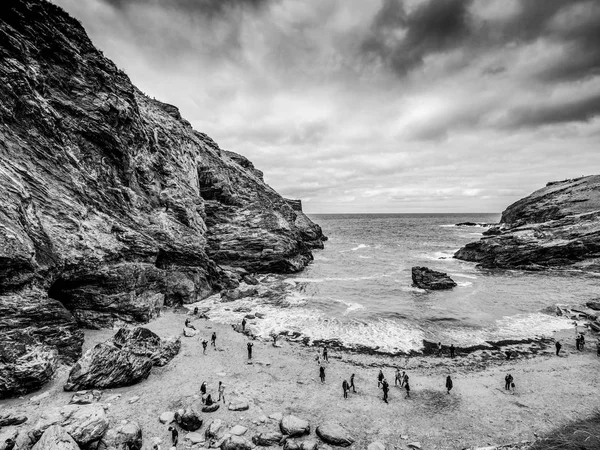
436,342,456,358
199,331,217,354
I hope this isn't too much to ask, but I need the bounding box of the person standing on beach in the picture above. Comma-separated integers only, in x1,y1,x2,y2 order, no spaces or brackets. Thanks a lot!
168,427,178,447
350,373,356,393
242,318,247,331
320,365,326,383
377,370,384,387
211,332,216,349
505,350,512,360
450,344,455,358
316,351,321,365
404,380,410,398
505,374,513,390
323,346,328,362
400,371,406,387
342,379,349,399
403,373,409,387
272,334,278,346
247,342,254,359
437,342,443,357
576,334,581,350
200,381,207,398
580,334,585,350
555,340,562,356
382,379,389,403
218,381,225,403
395,368,401,386
446,375,453,394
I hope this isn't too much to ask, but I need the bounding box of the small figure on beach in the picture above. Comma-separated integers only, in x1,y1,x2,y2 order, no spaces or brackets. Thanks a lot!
404,380,410,398
350,373,356,393
446,375,453,394
247,342,254,359
505,350,512,360
272,334,278,346
205,394,214,406
218,381,225,403
202,339,208,355
211,332,216,348
400,371,406,387
505,374,513,391
315,351,321,365
382,379,389,403
450,344,455,358
580,333,585,350
242,318,247,331
395,367,401,386
168,426,178,446
185,317,196,330
437,342,443,356
403,373,409,387
320,365,326,383
323,346,328,362
377,369,384,388
193,307,198,315
555,340,562,356
200,381,207,397
342,379,349,399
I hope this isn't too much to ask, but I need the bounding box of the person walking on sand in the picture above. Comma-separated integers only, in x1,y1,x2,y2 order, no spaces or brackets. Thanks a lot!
320,365,326,383
555,340,562,356
382,379,389,403
218,381,225,403
404,380,410,398
377,369,384,388
394,367,401,386
242,318,247,331
505,374,513,390
200,381,207,397
450,344,455,358
247,342,254,359
576,334,581,351
580,333,585,350
350,373,356,393
437,342,443,357
211,332,216,349
323,346,328,362
403,373,409,387
202,339,208,355
342,379,349,399
446,375,453,394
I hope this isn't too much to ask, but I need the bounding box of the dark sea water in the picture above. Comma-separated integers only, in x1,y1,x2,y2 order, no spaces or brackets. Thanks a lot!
207,214,600,353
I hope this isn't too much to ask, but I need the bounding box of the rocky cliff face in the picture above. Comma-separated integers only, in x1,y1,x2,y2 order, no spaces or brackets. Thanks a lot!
454,176,600,270
0,0,325,396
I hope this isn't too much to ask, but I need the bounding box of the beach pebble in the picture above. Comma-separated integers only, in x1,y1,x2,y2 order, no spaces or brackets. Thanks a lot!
220,435,252,450
159,411,176,424
301,440,318,450
368,442,386,450
176,407,203,431
252,431,283,447
186,432,205,444
280,415,310,437
206,419,225,440
128,396,140,404
315,422,354,447
228,400,250,411
408,443,422,449
269,412,283,421
258,415,267,423
32,425,78,450
229,425,247,436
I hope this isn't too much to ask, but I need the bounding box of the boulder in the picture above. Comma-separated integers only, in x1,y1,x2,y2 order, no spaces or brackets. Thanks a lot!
159,412,176,424
283,440,301,450
97,421,142,450
411,267,457,290
316,422,354,447
301,440,318,450
407,443,421,449
183,327,199,337
186,432,205,444
220,435,252,450
69,390,102,405
229,425,247,436
252,432,283,446
280,415,310,437
0,427,18,450
587,301,600,311
0,414,27,427
269,412,283,421
228,400,249,411
175,408,202,431
206,419,226,440
31,425,80,450
111,328,180,367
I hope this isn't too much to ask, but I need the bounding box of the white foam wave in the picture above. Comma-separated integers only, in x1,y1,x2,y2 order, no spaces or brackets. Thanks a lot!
439,224,455,228
424,250,458,261
450,273,477,279
358,255,372,259
456,281,473,287
351,244,368,251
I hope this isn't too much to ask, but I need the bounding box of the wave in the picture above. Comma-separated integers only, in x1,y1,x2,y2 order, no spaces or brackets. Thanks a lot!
456,281,473,287
351,244,368,251
450,273,477,279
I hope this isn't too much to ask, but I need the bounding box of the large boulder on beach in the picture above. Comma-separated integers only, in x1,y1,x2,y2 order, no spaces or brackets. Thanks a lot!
411,267,457,290
316,422,355,447
64,327,179,391
0,414,27,427
228,399,250,411
252,431,283,446
220,435,253,450
175,408,202,432
206,419,226,440
280,415,310,437
97,420,142,450
587,301,600,311
31,425,80,450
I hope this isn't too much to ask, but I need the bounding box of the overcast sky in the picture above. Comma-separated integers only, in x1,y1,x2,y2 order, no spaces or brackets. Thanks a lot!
53,0,600,213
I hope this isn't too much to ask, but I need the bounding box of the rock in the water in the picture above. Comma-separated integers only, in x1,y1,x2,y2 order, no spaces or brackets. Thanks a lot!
159,412,176,424
411,267,457,290
229,425,247,436
228,400,249,411
31,425,80,450
455,176,600,270
175,408,202,432
69,390,102,405
206,419,225,440
252,432,283,446
280,415,310,437
220,435,252,450
64,327,179,391
0,414,27,427
97,421,142,450
316,422,355,447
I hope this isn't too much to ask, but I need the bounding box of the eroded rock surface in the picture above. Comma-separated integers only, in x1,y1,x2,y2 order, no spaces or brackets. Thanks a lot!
455,176,600,270
411,267,457,290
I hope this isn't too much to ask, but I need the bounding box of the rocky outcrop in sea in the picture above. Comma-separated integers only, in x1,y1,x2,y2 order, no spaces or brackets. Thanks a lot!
454,176,600,270
411,267,457,290
0,0,325,397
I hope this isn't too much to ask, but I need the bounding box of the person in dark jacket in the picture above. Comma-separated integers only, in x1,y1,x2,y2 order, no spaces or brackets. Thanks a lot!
242,318,247,331
377,369,384,387
505,374,513,390
323,346,328,362
350,373,356,393
211,332,217,348
342,379,349,399
247,342,254,359
555,340,562,356
404,381,410,398
382,379,389,403
449,344,456,358
168,426,178,446
319,365,326,383
446,375,453,394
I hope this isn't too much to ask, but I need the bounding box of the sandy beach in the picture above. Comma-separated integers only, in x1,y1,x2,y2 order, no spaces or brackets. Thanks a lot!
2,309,599,450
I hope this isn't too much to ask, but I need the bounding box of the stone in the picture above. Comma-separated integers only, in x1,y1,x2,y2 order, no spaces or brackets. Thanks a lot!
175,408,202,432
202,404,220,413
159,412,176,424
301,440,318,450
280,415,310,438
283,440,301,450
408,443,421,450
183,327,199,337
186,432,205,444
220,435,252,450
128,396,140,404
368,442,386,450
269,412,283,421
229,425,247,436
411,267,457,290
315,422,355,447
69,390,102,405
252,432,283,446
64,327,180,391
206,420,226,440
228,400,249,411
587,301,600,311
0,427,18,450
31,425,80,450
0,414,27,427
97,420,142,450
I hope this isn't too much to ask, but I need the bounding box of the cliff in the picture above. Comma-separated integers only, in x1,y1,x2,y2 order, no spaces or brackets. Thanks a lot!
0,0,325,396
454,176,600,270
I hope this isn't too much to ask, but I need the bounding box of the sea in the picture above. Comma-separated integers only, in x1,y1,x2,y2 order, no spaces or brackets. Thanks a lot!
204,214,600,354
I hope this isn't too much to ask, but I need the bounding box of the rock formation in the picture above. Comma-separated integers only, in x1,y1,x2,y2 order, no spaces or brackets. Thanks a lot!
455,176,600,270
411,267,457,290
0,0,325,396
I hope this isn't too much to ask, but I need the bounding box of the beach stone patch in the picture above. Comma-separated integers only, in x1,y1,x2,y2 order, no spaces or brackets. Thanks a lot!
70,390,102,405
220,435,253,450
283,440,301,450
31,425,78,450
316,422,354,447
159,411,176,424
280,415,310,437
252,431,283,446
97,420,142,450
228,399,250,411
206,420,226,440
176,408,202,431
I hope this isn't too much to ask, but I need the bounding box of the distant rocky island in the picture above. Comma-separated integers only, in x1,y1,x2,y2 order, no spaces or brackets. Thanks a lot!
455,175,600,270
0,0,325,399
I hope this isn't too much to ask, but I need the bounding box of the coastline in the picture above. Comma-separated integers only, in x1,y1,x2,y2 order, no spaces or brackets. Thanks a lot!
2,309,599,450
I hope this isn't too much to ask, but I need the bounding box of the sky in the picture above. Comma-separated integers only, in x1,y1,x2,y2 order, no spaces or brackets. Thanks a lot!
52,0,600,213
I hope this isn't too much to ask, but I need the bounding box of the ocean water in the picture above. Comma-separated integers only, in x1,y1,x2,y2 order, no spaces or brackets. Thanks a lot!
205,214,600,353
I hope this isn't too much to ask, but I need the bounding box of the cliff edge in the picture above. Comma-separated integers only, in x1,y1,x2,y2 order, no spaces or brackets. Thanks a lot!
454,176,600,270
0,0,325,397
